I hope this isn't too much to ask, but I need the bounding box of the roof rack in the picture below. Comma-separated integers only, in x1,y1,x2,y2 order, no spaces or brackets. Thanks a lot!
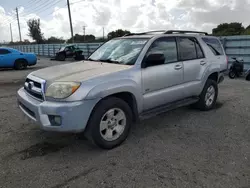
124,30,166,36
123,30,208,36
164,30,208,35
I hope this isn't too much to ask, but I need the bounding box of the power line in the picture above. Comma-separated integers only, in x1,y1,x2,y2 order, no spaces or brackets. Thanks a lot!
1,12,17,26
19,0,52,15
70,0,85,5
17,0,41,9
20,0,62,16
1,2,66,27
35,1,65,16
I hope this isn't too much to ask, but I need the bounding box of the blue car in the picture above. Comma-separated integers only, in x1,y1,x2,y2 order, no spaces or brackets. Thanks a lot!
0,47,37,70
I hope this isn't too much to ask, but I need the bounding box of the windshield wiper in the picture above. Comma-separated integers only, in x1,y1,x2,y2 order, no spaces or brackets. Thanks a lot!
98,59,120,64
87,58,96,61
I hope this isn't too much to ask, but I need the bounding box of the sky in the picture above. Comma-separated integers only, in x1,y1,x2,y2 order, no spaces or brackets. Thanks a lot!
0,0,250,42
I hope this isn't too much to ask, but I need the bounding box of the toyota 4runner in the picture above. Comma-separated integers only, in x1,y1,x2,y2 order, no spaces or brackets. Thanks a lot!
17,30,228,149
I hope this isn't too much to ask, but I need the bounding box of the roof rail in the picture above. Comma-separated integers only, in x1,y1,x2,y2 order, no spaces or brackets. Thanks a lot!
123,30,209,37
124,30,166,36
164,30,208,35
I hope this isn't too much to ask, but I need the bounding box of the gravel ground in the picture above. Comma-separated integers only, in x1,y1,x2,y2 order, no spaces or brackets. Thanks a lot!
0,59,249,188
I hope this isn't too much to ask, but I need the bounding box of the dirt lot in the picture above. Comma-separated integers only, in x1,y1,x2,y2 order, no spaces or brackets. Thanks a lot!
0,58,249,188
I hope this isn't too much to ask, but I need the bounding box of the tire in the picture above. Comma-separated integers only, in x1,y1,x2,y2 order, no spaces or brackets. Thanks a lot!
58,53,66,61
14,59,28,70
194,79,218,111
229,71,236,79
85,97,133,149
246,73,250,81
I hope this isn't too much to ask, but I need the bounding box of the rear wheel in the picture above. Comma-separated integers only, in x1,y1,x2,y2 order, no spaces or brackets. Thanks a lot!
14,59,27,70
85,97,132,149
229,71,236,79
246,72,250,81
194,79,218,111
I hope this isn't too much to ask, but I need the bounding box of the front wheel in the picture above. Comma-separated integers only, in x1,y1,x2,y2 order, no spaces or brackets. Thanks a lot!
85,97,132,149
229,71,236,79
57,53,66,61
194,79,218,111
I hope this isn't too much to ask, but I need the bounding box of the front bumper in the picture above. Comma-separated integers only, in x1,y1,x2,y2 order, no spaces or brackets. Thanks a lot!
17,87,99,133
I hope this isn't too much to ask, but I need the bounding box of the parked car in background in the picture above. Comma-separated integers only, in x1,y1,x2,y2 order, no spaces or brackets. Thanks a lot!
0,47,37,70
55,44,84,61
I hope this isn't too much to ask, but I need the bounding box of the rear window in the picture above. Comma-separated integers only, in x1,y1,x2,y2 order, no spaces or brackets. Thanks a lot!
202,38,224,56
0,49,11,54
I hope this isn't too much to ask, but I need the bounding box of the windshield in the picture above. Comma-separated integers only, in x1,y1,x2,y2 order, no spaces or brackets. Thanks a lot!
88,38,149,65
59,47,65,51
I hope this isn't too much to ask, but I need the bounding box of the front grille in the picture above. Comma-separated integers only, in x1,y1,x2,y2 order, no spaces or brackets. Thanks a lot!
24,76,45,101
26,78,41,88
24,87,43,100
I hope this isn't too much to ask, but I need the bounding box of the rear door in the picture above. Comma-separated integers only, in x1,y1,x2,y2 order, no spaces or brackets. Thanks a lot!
177,36,207,97
202,37,227,71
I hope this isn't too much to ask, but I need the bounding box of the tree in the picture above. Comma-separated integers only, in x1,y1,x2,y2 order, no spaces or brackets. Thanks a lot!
27,19,44,43
67,34,96,43
212,22,245,36
246,25,250,30
107,29,131,39
46,36,65,44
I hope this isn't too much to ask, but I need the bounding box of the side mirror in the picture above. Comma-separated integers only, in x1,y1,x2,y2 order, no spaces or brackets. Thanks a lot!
144,53,165,68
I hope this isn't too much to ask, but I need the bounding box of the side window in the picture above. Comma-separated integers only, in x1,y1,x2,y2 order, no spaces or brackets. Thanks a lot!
0,49,11,55
146,37,178,64
195,40,205,59
178,37,197,61
202,38,224,56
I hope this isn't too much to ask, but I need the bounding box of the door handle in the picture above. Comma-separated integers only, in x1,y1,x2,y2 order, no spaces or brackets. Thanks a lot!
200,60,206,65
175,64,182,70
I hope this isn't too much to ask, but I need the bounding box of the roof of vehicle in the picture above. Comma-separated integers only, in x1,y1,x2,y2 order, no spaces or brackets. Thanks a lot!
0,47,19,52
120,30,218,39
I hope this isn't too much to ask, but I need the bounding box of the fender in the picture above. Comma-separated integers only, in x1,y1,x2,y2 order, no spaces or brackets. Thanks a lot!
199,62,220,93
85,79,143,113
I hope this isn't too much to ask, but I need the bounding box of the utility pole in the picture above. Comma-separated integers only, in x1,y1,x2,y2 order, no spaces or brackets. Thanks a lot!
67,0,74,43
83,26,86,42
16,7,22,42
102,27,104,40
10,23,13,42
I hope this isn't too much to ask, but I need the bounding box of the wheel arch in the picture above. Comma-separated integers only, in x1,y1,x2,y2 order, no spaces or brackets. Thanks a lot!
15,58,28,64
88,91,139,123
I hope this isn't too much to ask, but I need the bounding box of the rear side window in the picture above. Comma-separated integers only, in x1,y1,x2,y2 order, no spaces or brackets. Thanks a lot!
0,49,11,54
202,38,224,56
178,37,204,61
195,41,204,59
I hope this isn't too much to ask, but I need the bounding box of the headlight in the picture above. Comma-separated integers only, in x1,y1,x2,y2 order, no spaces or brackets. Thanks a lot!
45,82,81,99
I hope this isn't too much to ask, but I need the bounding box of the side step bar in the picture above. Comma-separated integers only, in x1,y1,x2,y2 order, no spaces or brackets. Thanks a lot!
139,97,199,120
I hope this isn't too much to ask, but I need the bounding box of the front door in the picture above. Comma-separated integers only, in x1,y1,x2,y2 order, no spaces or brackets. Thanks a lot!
0,49,12,67
141,37,184,111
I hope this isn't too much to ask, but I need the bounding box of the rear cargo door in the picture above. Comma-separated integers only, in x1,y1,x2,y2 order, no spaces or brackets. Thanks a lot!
202,37,227,71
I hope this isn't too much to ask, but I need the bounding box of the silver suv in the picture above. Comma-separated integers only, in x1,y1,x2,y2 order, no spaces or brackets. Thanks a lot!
17,30,228,149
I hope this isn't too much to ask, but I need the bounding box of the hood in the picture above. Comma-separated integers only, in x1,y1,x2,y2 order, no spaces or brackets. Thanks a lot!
30,61,132,82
